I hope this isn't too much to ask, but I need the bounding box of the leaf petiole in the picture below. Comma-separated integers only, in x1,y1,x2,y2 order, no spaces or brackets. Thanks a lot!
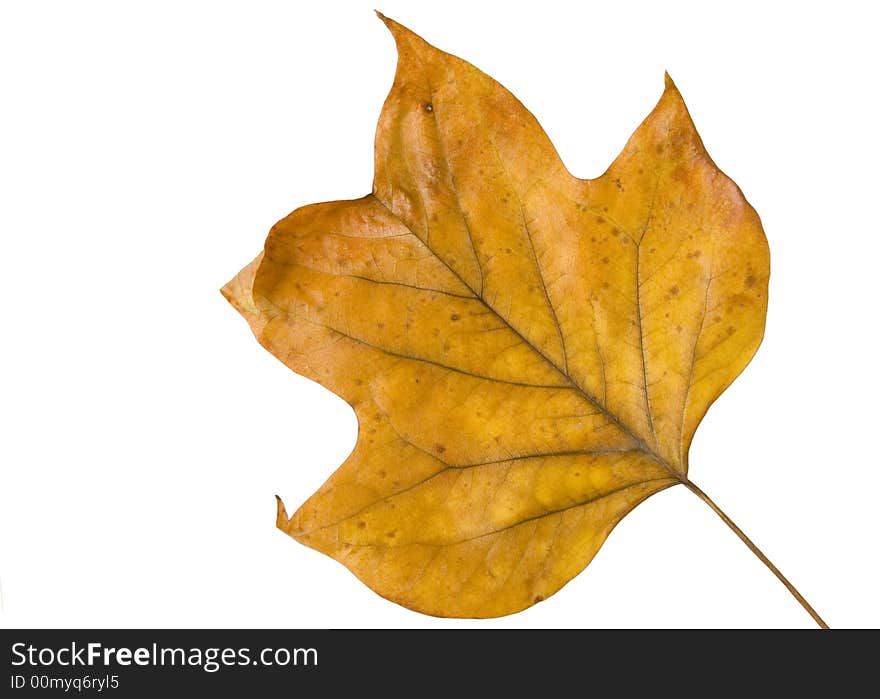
682,479,829,629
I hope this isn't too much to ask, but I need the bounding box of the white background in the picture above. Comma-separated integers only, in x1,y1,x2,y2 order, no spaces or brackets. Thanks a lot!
1,0,877,629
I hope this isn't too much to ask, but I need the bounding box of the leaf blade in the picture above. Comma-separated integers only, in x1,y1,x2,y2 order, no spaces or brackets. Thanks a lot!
224,17,770,618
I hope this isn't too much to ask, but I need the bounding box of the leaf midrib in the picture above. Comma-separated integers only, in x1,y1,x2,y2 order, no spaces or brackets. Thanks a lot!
369,193,686,485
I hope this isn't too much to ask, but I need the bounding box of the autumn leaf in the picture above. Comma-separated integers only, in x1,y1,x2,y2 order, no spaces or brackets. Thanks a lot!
223,14,826,625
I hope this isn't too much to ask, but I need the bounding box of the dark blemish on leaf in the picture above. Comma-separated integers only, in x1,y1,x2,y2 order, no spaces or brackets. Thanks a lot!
676,325,683,332
649,247,656,254
505,247,512,253
386,531,396,538
574,471,581,477
669,284,680,296
745,274,757,287
534,595,544,603
355,378,363,386
595,215,605,225
358,521,366,530
424,103,433,113
727,325,736,335
435,444,446,454
378,469,386,479
602,257,609,264
451,313,460,321
655,144,663,153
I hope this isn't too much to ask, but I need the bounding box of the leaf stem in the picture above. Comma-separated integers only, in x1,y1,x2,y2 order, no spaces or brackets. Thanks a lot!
682,479,829,629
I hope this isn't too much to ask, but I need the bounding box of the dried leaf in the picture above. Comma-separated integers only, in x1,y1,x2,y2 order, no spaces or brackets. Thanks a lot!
223,16,822,623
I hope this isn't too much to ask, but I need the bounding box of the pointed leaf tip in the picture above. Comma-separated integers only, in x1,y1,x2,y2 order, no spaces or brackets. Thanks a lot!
275,495,289,529
375,10,396,31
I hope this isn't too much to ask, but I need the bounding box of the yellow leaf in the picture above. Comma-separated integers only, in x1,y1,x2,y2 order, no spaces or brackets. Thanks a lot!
223,15,825,625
